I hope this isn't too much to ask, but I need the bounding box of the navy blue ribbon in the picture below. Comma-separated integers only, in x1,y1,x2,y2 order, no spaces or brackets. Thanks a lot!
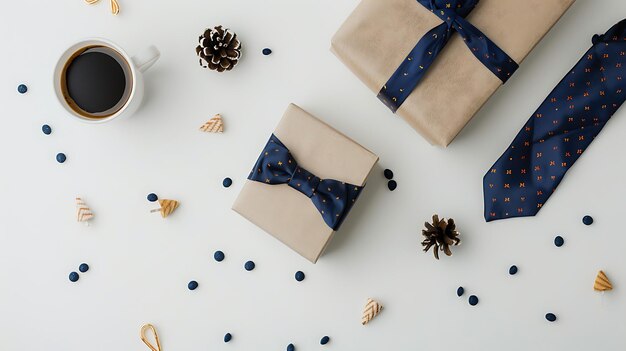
378,0,519,112
248,134,364,230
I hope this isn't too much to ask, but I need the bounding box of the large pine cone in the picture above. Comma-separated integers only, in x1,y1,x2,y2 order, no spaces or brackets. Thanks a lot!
196,25,241,72
421,215,461,260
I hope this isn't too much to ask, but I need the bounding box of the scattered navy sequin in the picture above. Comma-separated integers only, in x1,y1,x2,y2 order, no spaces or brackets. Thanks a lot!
147,193,158,202
384,169,394,179
42,125,52,135
320,336,330,345
295,271,305,282
224,333,232,343
188,280,198,290
244,261,255,271
56,153,66,163
387,180,397,191
457,287,464,297
286,343,295,351
262,48,272,55
468,295,479,306
69,272,79,282
545,313,557,322
214,250,225,262
509,265,518,275
79,263,89,273
223,177,233,188
17,84,27,94
554,236,564,247
583,215,593,225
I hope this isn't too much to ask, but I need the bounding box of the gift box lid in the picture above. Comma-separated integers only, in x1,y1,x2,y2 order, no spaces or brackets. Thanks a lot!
232,103,379,263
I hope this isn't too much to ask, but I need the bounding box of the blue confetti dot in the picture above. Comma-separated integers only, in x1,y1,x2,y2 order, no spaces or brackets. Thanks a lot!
69,272,79,282
79,263,89,273
320,336,330,345
286,343,295,351
383,169,394,179
509,265,518,275
42,124,52,135
468,295,479,306
583,215,593,225
147,193,158,202
554,236,564,247
17,84,28,94
223,177,233,188
223,333,232,343
295,271,305,282
214,250,225,262
387,180,397,191
56,153,66,163
244,261,255,271
456,287,464,297
188,280,198,290
545,313,557,322
262,48,272,55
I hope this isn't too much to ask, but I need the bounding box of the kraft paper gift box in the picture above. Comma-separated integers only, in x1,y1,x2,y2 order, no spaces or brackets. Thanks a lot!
232,104,379,263
331,0,575,147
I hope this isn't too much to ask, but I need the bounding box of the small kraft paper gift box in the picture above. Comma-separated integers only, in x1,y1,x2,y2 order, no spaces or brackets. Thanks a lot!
232,104,379,263
331,0,575,147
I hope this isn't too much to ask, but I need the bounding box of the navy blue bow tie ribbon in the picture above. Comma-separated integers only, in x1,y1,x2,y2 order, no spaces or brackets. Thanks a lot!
247,134,364,230
378,0,519,112
484,19,626,222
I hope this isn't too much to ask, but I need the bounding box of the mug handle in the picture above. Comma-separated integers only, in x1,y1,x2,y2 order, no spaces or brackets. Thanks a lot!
132,45,160,73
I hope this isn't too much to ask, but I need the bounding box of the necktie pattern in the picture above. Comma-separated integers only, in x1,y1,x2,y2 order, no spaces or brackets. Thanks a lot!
483,20,626,222
248,134,363,230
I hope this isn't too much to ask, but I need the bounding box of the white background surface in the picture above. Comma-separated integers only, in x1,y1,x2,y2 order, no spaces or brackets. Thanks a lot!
1,1,626,350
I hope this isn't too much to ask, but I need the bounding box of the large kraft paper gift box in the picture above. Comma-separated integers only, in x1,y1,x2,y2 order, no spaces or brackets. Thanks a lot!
233,104,379,263
331,0,575,147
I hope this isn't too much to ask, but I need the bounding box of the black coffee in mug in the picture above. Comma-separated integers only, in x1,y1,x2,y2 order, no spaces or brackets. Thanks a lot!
60,46,132,118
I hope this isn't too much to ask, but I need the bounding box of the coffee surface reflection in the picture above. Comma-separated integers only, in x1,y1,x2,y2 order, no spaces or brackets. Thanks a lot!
61,45,132,118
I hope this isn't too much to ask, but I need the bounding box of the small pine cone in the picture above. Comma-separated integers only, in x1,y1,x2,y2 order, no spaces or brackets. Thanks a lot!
421,214,461,260
196,25,241,72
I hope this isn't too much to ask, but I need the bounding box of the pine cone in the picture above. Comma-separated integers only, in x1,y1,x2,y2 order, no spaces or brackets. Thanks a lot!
196,25,241,72
421,215,461,259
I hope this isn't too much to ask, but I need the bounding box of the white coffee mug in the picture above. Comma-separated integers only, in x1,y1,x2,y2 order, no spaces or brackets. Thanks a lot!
53,38,160,123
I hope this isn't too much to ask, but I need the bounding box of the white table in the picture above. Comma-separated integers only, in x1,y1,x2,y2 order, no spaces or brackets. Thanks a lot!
1,1,625,350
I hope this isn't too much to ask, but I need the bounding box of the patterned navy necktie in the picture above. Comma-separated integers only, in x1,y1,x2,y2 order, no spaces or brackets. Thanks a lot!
484,20,626,222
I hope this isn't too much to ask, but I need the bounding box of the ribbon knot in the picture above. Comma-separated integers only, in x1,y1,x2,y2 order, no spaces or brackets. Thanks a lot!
248,134,364,230
431,0,475,14
438,10,457,30
377,0,519,112
288,166,320,198
430,0,476,30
